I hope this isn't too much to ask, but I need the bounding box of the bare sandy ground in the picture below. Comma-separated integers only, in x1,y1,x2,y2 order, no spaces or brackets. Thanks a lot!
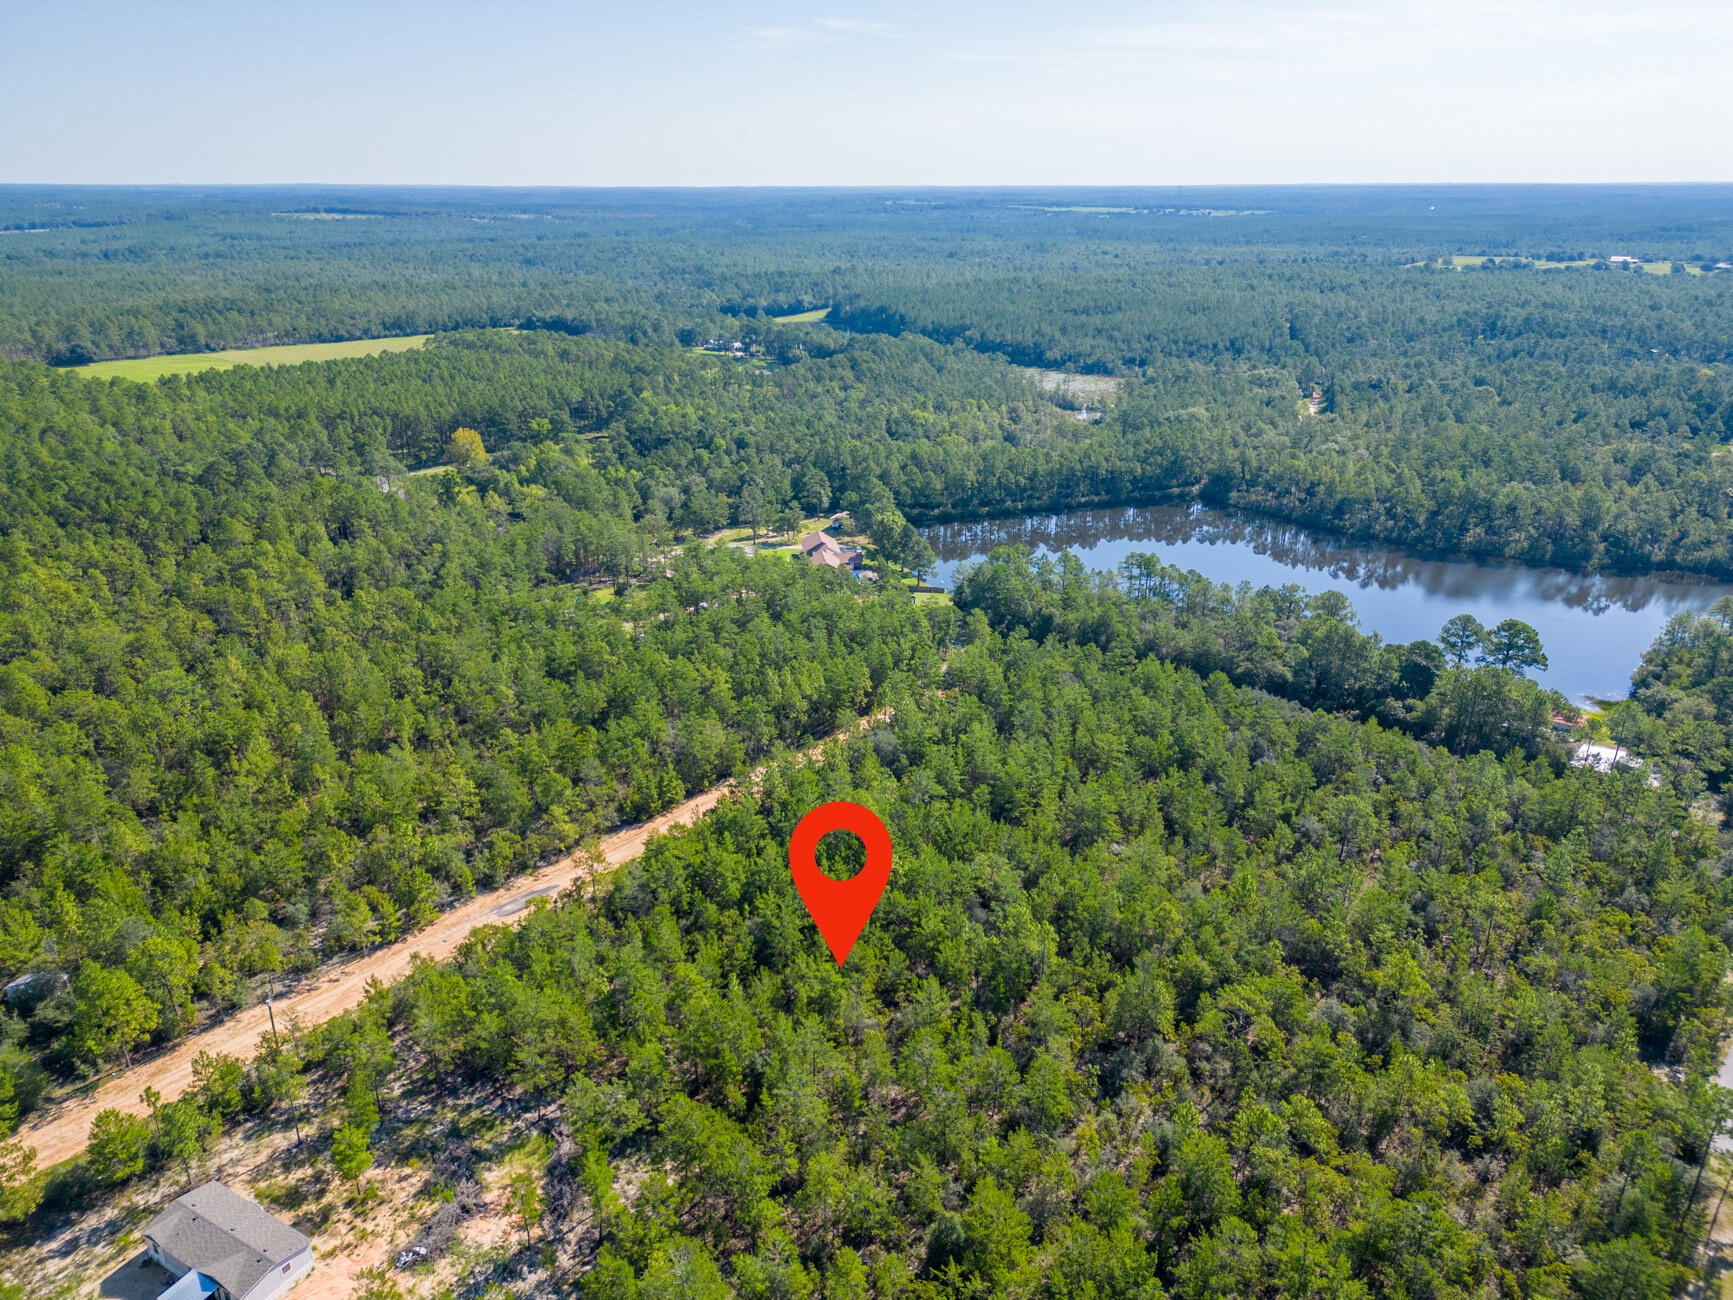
14,718,879,1171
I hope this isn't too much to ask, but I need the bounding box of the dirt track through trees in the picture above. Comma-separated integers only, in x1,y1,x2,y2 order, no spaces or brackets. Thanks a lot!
15,719,880,1170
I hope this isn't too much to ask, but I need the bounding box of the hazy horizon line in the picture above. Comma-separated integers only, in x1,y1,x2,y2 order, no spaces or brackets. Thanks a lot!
5,180,1732,191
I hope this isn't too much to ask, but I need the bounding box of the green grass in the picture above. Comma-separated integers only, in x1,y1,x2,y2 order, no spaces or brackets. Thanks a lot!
490,1131,554,1181
707,519,836,548
1448,255,1594,269
1442,254,1702,275
771,307,830,323
72,334,433,381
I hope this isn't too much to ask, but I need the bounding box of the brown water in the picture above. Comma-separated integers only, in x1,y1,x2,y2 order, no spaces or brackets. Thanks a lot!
924,503,1733,703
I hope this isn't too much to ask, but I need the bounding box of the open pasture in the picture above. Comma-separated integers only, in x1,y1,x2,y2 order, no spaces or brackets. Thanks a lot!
1443,254,1704,274
72,334,433,380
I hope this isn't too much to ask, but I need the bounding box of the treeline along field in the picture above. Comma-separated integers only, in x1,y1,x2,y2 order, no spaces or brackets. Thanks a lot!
96,324,1733,577
3,185,1729,368
4,187,1729,577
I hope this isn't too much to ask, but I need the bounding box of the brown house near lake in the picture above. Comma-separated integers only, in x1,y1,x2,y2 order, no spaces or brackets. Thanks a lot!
796,531,864,571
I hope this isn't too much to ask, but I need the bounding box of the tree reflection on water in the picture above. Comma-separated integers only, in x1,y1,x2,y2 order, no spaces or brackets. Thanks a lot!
924,503,1733,703
924,503,1726,614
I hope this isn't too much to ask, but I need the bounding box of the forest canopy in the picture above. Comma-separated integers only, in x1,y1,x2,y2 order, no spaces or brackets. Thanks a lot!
5,186,1728,577
3,186,1733,1298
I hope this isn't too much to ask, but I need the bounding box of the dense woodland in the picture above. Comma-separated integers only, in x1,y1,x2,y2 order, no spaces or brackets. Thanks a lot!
29,571,1730,1297
2,188,1733,1296
3,186,1729,369
5,187,1728,575
0,355,950,1102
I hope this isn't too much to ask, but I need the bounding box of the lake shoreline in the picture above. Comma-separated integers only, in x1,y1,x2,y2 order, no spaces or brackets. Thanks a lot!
910,490,1733,588
922,500,1733,704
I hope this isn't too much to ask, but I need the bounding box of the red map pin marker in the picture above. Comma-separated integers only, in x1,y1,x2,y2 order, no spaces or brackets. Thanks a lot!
789,801,892,966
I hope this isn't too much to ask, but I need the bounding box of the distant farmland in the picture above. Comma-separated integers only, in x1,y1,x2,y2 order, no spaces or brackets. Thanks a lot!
71,334,433,380
1441,254,1705,274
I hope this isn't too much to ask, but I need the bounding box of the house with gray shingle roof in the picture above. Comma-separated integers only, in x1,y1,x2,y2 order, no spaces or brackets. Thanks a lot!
143,1182,312,1300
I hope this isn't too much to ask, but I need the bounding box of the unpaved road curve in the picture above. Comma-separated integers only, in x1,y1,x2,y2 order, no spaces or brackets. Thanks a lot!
15,719,881,1171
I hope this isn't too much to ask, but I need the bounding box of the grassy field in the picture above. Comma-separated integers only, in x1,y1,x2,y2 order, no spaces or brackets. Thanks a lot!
72,334,433,381
1446,254,1587,269
771,307,830,323
1443,254,1704,275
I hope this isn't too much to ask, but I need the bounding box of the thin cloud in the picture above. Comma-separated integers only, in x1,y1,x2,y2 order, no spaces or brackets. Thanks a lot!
742,16,905,51
944,0,1733,77
816,17,904,39
743,25,818,48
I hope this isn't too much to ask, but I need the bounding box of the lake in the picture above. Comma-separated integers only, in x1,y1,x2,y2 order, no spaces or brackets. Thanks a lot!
923,503,1733,704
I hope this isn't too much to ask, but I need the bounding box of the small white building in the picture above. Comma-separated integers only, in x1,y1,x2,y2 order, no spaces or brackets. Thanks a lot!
143,1182,312,1300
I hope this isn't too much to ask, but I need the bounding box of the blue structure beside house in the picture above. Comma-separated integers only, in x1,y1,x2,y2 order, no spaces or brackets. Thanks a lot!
158,1270,221,1300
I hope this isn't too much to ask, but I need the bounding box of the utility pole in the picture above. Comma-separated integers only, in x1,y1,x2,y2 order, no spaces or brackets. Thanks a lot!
264,975,304,1145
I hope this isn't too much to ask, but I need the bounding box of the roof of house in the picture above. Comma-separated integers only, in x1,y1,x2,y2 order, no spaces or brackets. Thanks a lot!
144,1182,309,1300
799,532,866,564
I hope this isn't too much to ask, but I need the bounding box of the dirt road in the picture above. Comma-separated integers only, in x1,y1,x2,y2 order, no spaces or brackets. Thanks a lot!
15,719,879,1171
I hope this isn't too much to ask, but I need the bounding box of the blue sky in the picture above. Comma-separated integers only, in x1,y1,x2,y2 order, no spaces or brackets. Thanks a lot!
3,0,1728,184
